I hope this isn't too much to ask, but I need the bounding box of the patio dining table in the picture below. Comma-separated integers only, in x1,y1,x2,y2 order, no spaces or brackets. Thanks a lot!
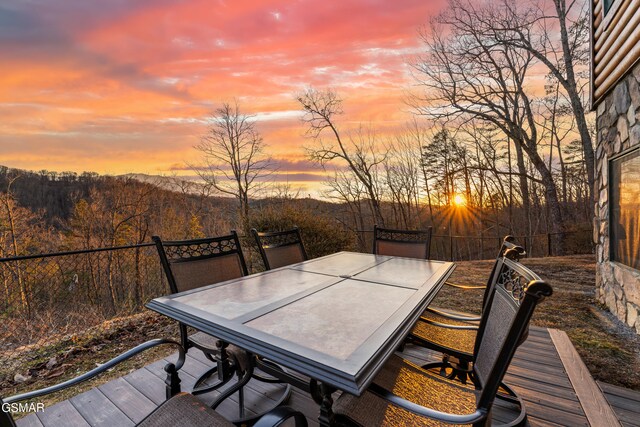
146,251,455,426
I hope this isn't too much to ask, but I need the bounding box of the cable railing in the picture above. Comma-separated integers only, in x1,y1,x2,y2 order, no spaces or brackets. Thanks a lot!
0,243,164,359
354,228,594,261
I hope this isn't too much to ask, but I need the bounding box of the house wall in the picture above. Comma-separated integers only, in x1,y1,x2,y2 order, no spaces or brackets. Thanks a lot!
594,61,640,333
592,0,640,105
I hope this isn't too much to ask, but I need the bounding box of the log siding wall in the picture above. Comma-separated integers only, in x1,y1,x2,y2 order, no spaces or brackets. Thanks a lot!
592,0,640,107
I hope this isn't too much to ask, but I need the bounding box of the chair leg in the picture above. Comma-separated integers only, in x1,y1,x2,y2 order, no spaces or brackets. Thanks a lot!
496,381,523,405
238,381,245,420
440,354,452,378
494,381,527,426
211,364,253,411
454,360,471,384
191,347,238,395
191,364,234,395
193,365,218,389
210,354,293,425
252,358,290,383
421,355,473,384
421,361,456,379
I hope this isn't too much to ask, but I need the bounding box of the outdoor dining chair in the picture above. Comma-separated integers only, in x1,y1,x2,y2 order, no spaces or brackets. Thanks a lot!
153,232,250,397
333,253,552,426
408,240,525,384
422,235,525,325
251,227,308,270
372,225,432,259
0,339,307,427
153,233,291,423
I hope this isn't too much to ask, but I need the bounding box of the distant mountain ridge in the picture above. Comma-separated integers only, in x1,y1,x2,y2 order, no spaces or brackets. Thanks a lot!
0,165,336,230
117,173,207,194
0,166,232,227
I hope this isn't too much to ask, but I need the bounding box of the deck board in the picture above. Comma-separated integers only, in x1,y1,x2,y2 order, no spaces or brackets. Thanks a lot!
549,329,622,427
122,367,167,405
14,326,635,426
98,378,156,424
502,373,581,401
69,388,135,427
35,400,90,427
599,380,640,404
14,414,43,427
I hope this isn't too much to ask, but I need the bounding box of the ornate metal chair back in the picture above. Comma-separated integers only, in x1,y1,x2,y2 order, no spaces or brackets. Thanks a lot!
372,225,433,259
473,253,552,411
478,236,526,309
153,232,248,294
251,227,308,270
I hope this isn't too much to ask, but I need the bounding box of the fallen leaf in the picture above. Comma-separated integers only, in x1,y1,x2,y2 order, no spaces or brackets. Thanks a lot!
14,373,31,384
45,364,71,379
46,357,57,370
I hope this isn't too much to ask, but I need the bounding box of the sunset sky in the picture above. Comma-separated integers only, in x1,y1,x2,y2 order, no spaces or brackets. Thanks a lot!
1,0,447,195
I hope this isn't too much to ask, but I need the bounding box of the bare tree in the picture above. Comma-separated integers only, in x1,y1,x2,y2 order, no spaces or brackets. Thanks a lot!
385,135,422,229
411,0,567,250
68,178,154,313
297,88,387,225
195,101,272,219
323,170,369,249
540,76,577,208
0,176,29,315
488,0,594,213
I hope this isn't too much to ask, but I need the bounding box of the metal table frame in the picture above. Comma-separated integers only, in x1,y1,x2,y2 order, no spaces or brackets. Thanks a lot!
147,251,454,426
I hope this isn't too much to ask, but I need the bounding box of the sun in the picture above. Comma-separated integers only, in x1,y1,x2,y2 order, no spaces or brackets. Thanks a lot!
453,193,467,207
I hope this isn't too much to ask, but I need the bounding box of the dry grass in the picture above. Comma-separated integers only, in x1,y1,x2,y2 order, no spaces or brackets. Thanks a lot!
433,254,640,391
0,312,180,417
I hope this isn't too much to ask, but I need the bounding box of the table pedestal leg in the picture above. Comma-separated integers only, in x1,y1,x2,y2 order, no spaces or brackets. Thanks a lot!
311,380,337,427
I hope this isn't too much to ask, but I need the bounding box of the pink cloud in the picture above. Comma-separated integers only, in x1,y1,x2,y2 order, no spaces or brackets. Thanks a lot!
0,0,447,179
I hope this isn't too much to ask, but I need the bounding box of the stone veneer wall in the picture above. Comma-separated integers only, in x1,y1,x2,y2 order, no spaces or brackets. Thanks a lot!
594,60,640,334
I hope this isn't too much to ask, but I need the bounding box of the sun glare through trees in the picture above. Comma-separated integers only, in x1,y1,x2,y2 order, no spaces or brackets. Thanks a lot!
453,194,467,207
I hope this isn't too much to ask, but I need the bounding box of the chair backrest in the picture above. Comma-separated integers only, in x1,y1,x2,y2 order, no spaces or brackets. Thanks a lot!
478,235,526,309
153,232,248,294
372,225,433,259
251,227,308,270
473,253,552,411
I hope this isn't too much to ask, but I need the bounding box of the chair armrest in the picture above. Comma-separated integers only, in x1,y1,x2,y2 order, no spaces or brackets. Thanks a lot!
425,307,482,322
444,281,485,290
4,339,185,404
418,317,479,330
368,383,487,424
254,406,308,427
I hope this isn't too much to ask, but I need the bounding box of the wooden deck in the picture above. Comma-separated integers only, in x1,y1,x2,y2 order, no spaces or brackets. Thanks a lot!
15,326,640,427
598,382,640,427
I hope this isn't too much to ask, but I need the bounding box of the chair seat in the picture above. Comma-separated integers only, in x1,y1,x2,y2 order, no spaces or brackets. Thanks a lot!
137,392,232,426
190,332,250,371
334,355,478,426
423,307,479,324
410,315,476,357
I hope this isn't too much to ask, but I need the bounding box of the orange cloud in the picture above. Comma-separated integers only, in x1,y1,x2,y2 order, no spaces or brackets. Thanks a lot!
0,0,447,184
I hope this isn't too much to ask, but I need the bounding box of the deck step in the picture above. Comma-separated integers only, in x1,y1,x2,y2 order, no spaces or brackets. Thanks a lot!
549,329,622,427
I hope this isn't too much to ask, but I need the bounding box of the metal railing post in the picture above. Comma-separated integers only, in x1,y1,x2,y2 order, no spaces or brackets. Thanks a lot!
449,235,454,261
